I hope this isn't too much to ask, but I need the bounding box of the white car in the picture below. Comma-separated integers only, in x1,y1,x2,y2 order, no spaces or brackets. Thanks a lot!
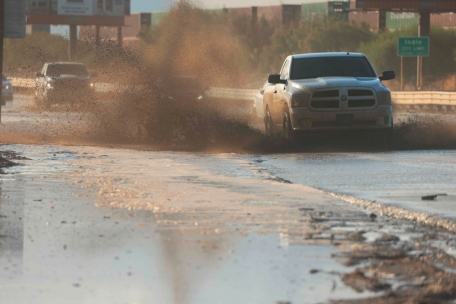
258,52,395,145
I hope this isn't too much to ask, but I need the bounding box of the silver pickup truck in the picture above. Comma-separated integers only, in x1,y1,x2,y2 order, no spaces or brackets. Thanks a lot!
258,52,395,145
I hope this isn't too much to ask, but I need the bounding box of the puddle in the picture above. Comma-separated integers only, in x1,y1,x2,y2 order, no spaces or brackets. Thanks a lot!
0,144,373,304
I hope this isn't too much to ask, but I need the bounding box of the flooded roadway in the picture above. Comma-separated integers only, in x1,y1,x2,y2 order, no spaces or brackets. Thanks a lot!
255,150,456,221
0,145,375,304
1,95,456,303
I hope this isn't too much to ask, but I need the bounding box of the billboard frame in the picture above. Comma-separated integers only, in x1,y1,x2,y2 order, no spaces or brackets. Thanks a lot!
355,0,456,12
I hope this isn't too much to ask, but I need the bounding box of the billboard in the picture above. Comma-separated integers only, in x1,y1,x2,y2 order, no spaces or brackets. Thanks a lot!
27,0,130,16
356,0,456,11
5,0,26,38
58,0,93,16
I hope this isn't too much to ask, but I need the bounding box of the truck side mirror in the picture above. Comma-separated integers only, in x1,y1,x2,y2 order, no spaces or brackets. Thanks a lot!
268,74,287,84
379,70,395,81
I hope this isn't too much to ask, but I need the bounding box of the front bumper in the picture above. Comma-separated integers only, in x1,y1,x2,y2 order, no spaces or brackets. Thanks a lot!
290,105,393,133
46,87,95,100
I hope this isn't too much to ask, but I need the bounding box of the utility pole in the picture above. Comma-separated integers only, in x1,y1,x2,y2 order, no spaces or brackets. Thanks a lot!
0,0,4,123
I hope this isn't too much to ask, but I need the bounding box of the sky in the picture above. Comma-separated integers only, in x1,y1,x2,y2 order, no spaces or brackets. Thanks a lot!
51,0,325,35
140,0,326,12
139,0,172,12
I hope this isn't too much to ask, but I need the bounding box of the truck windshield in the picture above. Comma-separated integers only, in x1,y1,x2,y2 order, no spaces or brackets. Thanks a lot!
46,64,89,77
290,57,376,79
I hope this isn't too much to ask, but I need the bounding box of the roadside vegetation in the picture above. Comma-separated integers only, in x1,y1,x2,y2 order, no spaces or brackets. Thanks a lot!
3,3,456,90
137,4,456,90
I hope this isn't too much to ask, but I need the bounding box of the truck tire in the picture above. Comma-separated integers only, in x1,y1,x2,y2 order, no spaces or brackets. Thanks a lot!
264,106,274,137
282,112,295,145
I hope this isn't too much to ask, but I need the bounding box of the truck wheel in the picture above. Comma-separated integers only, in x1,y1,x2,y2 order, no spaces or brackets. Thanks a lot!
282,112,295,144
264,107,274,137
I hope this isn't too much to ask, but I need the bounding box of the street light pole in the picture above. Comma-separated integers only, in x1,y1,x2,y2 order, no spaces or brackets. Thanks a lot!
0,0,4,123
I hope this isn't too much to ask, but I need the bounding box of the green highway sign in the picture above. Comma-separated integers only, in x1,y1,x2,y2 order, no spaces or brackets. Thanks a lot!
398,37,429,57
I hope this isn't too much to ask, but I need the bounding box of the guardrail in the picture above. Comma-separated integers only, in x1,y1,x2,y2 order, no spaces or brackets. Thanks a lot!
391,92,456,111
207,87,257,101
9,77,122,93
8,79,456,112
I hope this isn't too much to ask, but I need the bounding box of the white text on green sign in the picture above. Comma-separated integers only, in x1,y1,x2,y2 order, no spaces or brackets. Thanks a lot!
398,37,429,57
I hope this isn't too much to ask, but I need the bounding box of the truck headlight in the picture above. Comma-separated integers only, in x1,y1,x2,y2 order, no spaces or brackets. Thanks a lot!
291,93,310,108
377,91,392,105
5,85,9,90
46,82,53,88
90,82,95,88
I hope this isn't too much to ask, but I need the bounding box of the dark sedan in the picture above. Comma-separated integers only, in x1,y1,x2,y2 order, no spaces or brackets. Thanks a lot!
35,62,96,108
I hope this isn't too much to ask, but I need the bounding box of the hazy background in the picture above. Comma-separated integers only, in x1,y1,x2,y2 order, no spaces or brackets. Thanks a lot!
52,0,327,35
146,0,326,11
194,0,325,9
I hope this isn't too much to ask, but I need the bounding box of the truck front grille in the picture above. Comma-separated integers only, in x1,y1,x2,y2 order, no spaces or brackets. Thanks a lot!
313,90,339,98
310,88,377,110
311,100,339,109
348,89,374,97
311,90,340,109
347,89,376,108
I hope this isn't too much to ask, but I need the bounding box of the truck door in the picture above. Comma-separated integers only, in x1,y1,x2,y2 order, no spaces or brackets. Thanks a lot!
272,58,290,122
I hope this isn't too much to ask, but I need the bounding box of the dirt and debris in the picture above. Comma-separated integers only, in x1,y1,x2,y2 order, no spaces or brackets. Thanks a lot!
63,146,456,304
333,231,456,303
422,194,448,201
342,270,391,293
0,149,23,173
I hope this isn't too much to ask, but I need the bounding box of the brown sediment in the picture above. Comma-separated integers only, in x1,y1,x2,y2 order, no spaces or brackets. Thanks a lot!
334,234,456,304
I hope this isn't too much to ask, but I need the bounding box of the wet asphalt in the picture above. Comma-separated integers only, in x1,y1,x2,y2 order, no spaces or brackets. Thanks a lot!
252,150,456,220
1,96,456,303
0,145,366,304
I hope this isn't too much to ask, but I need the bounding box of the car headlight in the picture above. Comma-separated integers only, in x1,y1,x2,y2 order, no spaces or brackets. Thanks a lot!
197,95,203,100
377,91,392,105
291,93,310,108
90,82,95,88
5,85,9,90
46,82,53,88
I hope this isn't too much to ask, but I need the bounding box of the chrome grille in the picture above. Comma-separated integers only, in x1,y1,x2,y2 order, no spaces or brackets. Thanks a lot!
347,89,376,108
348,89,374,97
310,90,340,109
310,88,377,110
311,100,339,109
313,90,339,98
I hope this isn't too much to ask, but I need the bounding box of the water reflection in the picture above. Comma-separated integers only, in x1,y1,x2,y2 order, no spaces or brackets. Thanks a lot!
0,146,362,304
0,179,24,283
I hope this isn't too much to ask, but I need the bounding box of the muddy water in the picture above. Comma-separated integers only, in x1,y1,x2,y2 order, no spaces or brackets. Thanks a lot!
0,144,371,304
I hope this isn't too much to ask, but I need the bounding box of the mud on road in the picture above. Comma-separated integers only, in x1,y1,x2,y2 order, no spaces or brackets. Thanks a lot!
1,93,456,304
0,97,456,303
1,144,456,303
69,147,456,304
